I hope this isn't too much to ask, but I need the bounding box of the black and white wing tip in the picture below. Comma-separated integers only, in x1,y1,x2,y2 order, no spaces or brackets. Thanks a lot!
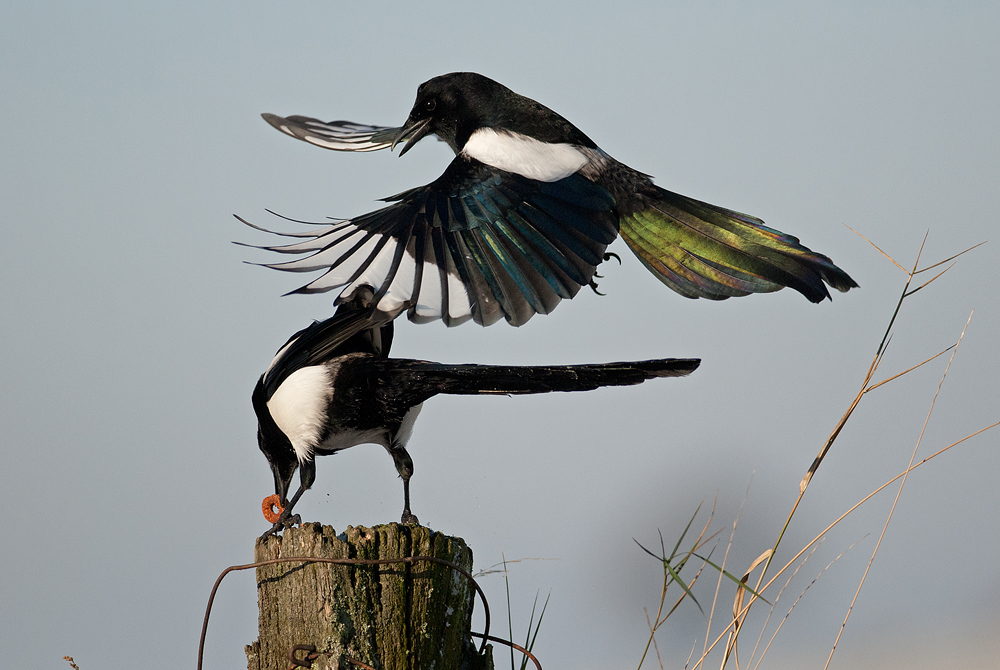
261,113,403,152
239,212,480,327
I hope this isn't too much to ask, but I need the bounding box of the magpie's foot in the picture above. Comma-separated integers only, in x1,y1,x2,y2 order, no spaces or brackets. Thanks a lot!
257,512,302,541
258,523,282,542
400,509,420,526
589,252,621,295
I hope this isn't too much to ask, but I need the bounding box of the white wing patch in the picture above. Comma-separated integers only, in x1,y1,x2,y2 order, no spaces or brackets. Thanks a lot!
393,403,423,449
374,234,419,313
340,238,404,299
298,236,383,291
412,248,443,321
267,366,334,462
446,266,472,323
462,128,588,182
265,335,299,376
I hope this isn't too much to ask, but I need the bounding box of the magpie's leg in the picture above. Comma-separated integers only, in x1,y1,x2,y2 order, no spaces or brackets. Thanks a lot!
389,446,419,526
259,461,315,540
401,477,418,526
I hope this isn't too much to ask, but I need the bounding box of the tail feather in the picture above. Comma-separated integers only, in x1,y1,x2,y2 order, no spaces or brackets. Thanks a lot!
619,187,858,303
379,358,700,403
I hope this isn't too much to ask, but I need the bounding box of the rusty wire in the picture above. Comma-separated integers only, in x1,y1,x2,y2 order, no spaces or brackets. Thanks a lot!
471,632,543,670
285,633,542,670
288,644,320,669
287,644,380,670
198,553,494,670
343,655,379,670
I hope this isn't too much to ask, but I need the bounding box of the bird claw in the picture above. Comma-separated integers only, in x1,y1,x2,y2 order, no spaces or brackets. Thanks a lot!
258,525,282,542
258,511,302,541
588,252,621,295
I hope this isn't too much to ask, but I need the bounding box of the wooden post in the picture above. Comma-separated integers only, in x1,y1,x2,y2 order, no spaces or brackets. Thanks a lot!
245,522,494,670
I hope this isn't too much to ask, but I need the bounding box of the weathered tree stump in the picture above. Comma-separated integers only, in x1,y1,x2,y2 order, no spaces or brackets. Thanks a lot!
245,522,493,670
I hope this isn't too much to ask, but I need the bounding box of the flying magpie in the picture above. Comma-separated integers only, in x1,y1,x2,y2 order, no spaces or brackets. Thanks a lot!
253,298,700,536
242,72,857,327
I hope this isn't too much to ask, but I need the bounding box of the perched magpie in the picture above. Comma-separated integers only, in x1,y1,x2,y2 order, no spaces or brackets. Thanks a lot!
242,72,857,327
253,299,700,535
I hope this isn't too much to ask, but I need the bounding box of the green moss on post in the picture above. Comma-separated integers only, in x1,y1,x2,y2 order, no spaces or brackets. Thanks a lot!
245,522,493,670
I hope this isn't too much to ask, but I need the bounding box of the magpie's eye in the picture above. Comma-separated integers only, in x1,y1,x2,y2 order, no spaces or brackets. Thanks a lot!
423,99,436,113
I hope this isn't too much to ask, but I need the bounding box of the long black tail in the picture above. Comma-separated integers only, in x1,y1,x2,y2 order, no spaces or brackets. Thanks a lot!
378,358,700,402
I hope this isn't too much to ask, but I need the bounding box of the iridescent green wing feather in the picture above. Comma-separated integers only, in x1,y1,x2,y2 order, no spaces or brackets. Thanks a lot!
619,187,857,302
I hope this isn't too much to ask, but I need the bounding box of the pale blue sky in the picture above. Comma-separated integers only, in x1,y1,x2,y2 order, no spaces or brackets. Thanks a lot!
2,2,998,668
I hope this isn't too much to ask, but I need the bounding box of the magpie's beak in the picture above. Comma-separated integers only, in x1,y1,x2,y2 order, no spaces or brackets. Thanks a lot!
391,116,433,156
271,462,292,506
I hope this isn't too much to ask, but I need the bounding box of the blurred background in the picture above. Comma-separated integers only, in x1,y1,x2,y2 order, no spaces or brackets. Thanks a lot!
1,2,997,668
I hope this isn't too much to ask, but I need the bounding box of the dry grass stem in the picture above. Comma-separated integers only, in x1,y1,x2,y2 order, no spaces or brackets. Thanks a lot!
636,504,722,669
753,540,861,670
473,557,560,578
675,235,993,670
722,550,772,669
911,241,987,274
690,418,1000,668
843,225,907,273
748,542,822,670
704,482,754,664
822,310,975,669
644,608,665,670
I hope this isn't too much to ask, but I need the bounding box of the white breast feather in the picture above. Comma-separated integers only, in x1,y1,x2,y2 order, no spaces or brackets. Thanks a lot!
462,128,587,182
267,366,334,462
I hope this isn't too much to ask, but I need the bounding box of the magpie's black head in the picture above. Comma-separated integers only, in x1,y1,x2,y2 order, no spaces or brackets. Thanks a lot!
252,376,298,504
392,72,595,156
393,72,511,155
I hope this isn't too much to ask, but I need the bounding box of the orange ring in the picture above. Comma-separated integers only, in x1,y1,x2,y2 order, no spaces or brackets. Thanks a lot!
262,494,283,523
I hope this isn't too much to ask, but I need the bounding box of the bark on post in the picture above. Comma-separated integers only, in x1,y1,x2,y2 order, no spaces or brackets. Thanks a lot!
245,522,493,670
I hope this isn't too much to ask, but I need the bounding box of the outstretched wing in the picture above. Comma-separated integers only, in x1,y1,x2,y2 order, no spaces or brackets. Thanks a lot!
241,155,618,327
261,113,408,152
